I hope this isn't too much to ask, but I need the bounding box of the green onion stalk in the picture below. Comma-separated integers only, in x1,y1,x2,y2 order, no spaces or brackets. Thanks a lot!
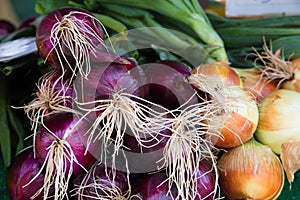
84,0,228,62
97,5,215,66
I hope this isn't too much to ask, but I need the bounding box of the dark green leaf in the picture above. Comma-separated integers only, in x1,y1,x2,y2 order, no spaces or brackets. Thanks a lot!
0,76,11,167
6,106,25,153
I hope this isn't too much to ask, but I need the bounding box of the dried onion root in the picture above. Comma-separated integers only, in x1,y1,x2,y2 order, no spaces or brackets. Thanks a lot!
24,113,96,200
160,95,221,200
76,91,174,173
73,162,131,200
188,73,258,148
15,70,77,155
36,7,107,79
253,40,296,89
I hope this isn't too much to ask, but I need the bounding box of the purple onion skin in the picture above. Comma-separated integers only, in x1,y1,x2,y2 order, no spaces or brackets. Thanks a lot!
35,113,97,175
158,60,193,78
72,164,129,199
89,56,148,101
123,125,172,153
36,7,104,68
145,60,194,110
0,20,15,37
6,149,50,200
195,160,216,200
134,172,178,200
133,160,216,200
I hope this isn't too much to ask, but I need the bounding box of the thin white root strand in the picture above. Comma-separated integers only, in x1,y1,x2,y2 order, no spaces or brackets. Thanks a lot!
14,70,77,156
49,11,106,79
160,99,220,200
187,73,248,147
24,139,87,200
75,90,174,174
73,163,131,200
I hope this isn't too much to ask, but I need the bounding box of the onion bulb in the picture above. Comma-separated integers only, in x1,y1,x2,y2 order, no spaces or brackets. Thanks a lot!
206,86,259,148
34,112,96,200
189,62,241,88
188,65,259,150
20,70,75,156
134,172,178,200
6,149,52,200
162,101,219,200
233,67,276,103
36,7,105,78
72,163,130,200
255,89,300,183
218,138,284,200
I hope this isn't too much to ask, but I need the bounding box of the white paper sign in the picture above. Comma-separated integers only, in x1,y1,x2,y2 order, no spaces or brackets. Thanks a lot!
226,0,300,17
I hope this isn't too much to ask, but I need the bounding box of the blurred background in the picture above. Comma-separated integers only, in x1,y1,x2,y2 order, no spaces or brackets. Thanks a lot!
0,0,38,25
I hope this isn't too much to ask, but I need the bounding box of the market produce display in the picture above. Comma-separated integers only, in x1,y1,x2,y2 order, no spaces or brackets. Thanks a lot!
1,0,300,199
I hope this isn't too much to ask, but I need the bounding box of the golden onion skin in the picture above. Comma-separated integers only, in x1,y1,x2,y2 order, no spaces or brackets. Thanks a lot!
194,62,242,86
218,139,284,200
255,89,300,154
211,86,259,148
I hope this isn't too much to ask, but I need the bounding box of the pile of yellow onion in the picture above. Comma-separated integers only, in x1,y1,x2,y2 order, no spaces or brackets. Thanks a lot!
190,56,300,199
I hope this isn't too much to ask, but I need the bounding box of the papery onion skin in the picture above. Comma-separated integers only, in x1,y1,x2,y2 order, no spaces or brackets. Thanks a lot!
6,149,51,200
255,89,300,154
281,62,300,92
218,139,284,200
158,60,193,78
35,113,96,175
194,62,241,87
210,86,259,148
36,7,104,68
233,68,276,103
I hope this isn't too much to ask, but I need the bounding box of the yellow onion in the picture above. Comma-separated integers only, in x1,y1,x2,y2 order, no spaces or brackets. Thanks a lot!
280,60,300,92
218,138,284,200
210,86,259,148
255,89,300,183
192,62,242,87
253,43,300,93
233,68,276,103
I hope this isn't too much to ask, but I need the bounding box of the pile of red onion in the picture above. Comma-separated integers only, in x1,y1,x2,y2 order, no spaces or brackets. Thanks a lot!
5,6,228,200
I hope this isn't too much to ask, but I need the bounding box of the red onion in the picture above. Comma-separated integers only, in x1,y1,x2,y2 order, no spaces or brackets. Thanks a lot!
34,112,96,200
36,7,104,78
72,163,129,200
74,56,162,175
144,60,195,110
135,160,217,200
134,172,178,200
123,126,171,154
22,69,74,149
0,20,15,37
194,160,217,200
6,149,52,200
